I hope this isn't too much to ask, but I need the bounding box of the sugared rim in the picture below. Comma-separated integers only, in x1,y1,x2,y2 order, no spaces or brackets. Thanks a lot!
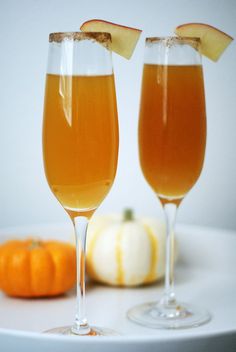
49,31,111,44
146,36,200,48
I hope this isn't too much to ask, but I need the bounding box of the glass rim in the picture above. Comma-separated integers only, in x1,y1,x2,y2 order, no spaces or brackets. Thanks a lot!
145,36,201,48
49,31,112,44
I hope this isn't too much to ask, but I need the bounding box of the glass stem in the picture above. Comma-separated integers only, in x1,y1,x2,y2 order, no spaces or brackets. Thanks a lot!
71,216,90,335
162,203,177,306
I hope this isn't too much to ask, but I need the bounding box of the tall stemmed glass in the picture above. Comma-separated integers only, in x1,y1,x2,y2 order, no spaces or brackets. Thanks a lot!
43,32,119,335
128,36,210,328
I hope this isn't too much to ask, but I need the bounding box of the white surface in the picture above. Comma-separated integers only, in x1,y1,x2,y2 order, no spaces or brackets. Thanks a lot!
0,223,236,351
0,0,236,230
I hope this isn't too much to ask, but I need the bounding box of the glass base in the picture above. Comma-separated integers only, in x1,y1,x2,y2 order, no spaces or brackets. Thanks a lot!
127,301,211,329
44,325,119,336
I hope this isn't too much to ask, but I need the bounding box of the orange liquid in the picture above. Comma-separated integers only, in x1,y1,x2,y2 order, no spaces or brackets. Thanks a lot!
139,64,206,203
43,74,119,215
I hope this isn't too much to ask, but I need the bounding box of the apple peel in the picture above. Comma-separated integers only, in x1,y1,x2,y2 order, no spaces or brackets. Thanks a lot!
80,19,142,59
175,23,233,62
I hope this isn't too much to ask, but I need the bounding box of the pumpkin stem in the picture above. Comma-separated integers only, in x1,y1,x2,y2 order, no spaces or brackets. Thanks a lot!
28,238,42,250
123,208,134,221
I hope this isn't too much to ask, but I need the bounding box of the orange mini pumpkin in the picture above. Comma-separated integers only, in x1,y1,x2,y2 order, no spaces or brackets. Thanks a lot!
0,239,76,297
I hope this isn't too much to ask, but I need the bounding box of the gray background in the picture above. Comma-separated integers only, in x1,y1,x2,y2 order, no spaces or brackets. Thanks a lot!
0,0,235,229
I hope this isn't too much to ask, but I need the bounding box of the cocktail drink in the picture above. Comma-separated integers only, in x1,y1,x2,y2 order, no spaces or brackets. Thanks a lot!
128,37,210,329
43,32,119,335
44,74,118,215
139,63,206,204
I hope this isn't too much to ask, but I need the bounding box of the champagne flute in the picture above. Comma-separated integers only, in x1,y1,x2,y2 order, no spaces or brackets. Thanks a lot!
128,36,211,329
43,32,119,335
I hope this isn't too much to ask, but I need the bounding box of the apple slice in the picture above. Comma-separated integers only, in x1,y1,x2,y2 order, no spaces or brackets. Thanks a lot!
175,23,233,62
80,19,142,59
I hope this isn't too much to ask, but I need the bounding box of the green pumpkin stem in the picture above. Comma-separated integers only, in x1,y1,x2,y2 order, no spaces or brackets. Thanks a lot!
123,208,134,221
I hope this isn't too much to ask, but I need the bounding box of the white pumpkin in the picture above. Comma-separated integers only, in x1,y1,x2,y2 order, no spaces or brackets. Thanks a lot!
86,209,166,286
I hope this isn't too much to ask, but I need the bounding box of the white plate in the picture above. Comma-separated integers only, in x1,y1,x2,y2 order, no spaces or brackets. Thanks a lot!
0,223,236,352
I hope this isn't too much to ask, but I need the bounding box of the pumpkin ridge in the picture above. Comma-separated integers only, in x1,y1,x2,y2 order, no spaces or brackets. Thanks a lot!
86,222,109,281
44,242,65,295
142,223,158,284
9,243,31,297
29,245,53,296
86,232,100,280
28,245,36,296
0,249,10,292
116,224,125,285
45,241,76,295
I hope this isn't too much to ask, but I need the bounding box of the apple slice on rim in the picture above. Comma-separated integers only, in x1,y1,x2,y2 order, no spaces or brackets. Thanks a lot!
175,23,233,62
80,19,142,59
